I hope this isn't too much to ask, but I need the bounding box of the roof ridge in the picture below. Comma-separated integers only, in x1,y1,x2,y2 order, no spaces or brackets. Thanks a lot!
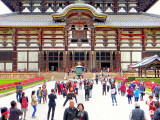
142,12,160,18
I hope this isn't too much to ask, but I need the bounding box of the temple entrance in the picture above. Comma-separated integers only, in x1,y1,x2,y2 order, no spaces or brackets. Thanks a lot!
101,62,110,68
49,62,58,71
75,62,84,66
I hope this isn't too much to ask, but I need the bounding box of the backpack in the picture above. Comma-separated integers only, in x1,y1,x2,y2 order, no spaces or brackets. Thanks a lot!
21,97,28,108
80,81,82,84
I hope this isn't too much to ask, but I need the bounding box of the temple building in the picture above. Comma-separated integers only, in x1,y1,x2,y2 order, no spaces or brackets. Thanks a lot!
0,0,160,72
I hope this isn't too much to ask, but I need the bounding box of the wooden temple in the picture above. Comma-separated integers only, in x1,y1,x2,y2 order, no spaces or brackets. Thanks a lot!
0,0,160,72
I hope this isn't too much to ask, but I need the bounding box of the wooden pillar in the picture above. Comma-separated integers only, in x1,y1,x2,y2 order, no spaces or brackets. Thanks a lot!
142,29,147,59
72,51,75,68
38,28,43,72
84,51,87,68
155,70,157,78
58,51,60,71
12,28,17,72
64,28,68,71
145,69,146,78
158,70,159,78
46,51,49,71
110,51,113,72
141,69,143,78
91,28,95,71
115,29,121,71
99,51,101,72
138,68,140,77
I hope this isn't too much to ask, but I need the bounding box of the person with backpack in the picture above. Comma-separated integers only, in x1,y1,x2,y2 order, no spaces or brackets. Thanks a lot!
153,84,160,101
16,82,23,102
63,88,77,107
9,101,22,120
127,86,133,104
102,82,107,96
120,83,126,96
134,87,140,102
110,83,118,106
129,102,146,120
31,90,38,118
20,92,28,120
47,89,57,120
36,87,42,104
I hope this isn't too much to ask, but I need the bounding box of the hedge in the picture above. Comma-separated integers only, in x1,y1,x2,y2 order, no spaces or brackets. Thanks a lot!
135,78,160,83
127,77,137,82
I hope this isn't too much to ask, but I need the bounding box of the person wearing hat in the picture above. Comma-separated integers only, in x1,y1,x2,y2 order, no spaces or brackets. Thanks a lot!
47,89,57,120
129,102,146,120
0,107,10,120
134,87,140,102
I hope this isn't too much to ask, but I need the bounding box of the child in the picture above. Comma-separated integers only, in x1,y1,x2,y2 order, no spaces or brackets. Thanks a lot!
36,87,42,104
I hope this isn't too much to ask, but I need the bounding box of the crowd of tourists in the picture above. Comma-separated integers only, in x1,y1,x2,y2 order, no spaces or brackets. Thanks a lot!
1,72,160,120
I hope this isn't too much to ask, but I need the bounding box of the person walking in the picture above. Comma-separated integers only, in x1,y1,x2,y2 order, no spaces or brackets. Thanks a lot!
60,82,64,95
57,81,61,95
84,82,90,101
120,83,126,96
110,83,118,106
0,107,10,120
47,89,57,120
63,89,77,107
42,85,48,104
31,90,38,118
20,92,28,120
9,101,22,120
16,82,23,102
89,81,93,98
102,82,106,96
129,102,146,120
127,86,133,104
139,84,145,101
77,103,89,120
63,100,78,120
151,82,156,96
37,87,42,104
117,82,121,94
134,87,140,102
153,84,160,101
152,101,160,120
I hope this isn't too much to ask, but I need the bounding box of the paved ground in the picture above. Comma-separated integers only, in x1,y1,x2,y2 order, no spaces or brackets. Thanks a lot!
0,80,151,120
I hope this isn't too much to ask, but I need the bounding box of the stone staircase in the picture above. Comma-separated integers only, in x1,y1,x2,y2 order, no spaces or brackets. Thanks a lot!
40,72,121,80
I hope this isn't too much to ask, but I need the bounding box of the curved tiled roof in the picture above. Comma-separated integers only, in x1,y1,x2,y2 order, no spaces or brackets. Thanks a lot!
132,55,160,68
94,13,160,27
0,13,160,27
52,3,108,18
0,13,65,27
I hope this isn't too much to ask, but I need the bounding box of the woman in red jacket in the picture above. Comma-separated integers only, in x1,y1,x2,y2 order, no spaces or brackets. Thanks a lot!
120,83,126,96
127,86,133,104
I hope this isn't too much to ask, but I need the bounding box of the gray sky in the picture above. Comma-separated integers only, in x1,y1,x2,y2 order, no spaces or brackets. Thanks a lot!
0,1,160,15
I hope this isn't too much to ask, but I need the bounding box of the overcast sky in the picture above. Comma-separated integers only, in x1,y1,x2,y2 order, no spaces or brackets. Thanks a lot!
0,1,160,15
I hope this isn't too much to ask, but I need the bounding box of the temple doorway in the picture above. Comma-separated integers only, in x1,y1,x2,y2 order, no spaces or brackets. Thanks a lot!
101,62,110,68
49,62,58,71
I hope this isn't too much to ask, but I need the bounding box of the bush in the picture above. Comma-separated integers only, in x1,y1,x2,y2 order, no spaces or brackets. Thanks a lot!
135,78,160,83
127,77,137,82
